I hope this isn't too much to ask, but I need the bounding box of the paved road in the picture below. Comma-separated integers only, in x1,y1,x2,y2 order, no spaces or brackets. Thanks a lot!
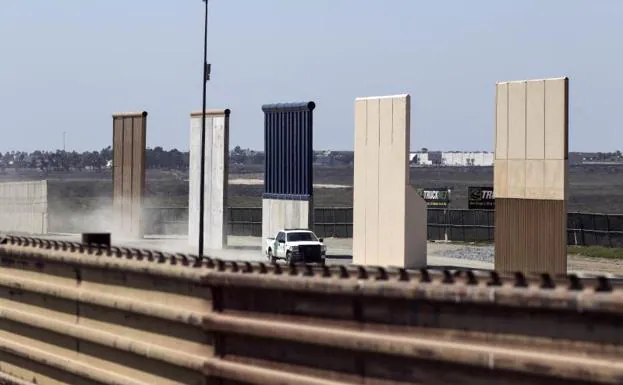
28,233,490,268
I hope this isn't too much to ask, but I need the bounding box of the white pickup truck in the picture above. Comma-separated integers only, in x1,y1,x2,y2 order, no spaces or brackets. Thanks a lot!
265,229,326,265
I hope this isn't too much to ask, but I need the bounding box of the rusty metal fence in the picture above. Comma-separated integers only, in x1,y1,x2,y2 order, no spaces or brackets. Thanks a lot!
0,235,622,384
142,207,623,247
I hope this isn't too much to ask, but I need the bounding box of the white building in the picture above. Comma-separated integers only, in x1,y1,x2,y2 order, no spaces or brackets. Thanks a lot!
441,151,493,166
409,152,432,165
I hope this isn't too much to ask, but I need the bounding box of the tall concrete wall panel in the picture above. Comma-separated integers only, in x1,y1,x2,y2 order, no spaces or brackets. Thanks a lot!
494,77,569,274
112,111,147,240
188,109,230,250
0,180,47,234
261,101,315,240
352,94,427,268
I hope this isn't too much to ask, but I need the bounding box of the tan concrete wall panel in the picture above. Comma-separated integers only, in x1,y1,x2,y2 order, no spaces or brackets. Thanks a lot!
545,78,569,160
405,185,428,267
526,80,546,160
380,97,404,264
544,159,567,200
507,159,526,199
494,78,568,200
495,82,508,160
525,159,545,199
364,98,381,266
0,181,48,234
493,159,508,198
112,111,147,240
352,94,426,268
507,82,527,160
352,98,367,264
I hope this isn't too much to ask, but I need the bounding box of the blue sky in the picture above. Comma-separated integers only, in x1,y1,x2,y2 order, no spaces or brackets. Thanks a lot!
1,0,621,153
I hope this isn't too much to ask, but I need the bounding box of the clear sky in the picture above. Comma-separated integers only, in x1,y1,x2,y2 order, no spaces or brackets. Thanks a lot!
1,0,621,153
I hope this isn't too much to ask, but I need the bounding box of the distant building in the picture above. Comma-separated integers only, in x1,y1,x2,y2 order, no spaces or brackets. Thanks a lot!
441,151,493,166
409,151,432,165
427,151,442,165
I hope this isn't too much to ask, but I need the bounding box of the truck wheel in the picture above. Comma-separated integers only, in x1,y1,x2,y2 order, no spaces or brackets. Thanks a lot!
285,251,294,266
267,249,276,263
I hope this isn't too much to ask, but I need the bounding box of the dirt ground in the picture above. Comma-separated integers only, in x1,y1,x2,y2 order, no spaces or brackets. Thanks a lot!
323,237,623,275
567,256,623,275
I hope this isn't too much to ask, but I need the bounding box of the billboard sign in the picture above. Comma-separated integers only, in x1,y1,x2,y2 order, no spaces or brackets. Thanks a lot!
415,187,451,208
468,186,495,209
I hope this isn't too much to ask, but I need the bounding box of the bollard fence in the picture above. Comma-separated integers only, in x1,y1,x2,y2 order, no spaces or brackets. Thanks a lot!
140,207,623,247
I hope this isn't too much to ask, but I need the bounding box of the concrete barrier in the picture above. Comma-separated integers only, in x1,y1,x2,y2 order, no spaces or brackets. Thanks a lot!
0,238,209,385
0,180,47,235
188,109,230,250
0,235,621,385
352,94,427,268
261,198,313,240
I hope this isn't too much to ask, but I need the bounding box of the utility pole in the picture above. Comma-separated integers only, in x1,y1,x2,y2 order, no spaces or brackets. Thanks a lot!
198,0,211,257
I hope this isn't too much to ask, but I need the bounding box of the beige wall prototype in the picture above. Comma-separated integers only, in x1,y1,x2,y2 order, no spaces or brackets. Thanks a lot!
352,94,427,268
494,77,569,274
188,109,230,250
0,180,48,234
112,111,147,240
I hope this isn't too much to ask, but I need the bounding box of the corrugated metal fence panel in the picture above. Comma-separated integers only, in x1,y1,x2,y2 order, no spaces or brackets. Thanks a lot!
112,111,147,239
494,198,567,274
262,101,315,200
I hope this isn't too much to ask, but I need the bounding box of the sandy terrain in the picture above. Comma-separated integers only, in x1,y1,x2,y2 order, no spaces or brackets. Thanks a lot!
568,256,623,276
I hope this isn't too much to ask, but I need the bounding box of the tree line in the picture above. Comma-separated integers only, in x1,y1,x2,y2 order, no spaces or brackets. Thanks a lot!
2,146,617,171
0,146,355,171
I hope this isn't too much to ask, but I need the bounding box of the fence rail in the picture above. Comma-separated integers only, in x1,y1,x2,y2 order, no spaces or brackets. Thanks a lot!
143,207,623,247
0,235,622,384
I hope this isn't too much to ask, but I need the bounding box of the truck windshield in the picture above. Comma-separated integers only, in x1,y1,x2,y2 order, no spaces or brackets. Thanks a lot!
286,232,317,242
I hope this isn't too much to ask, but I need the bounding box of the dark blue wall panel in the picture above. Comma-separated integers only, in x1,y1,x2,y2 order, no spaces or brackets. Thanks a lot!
262,101,315,200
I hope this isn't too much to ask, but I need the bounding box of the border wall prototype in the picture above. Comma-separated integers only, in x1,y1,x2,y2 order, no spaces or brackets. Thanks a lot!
261,101,315,242
188,109,230,250
352,94,427,268
112,111,147,240
494,77,569,274
0,180,47,234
